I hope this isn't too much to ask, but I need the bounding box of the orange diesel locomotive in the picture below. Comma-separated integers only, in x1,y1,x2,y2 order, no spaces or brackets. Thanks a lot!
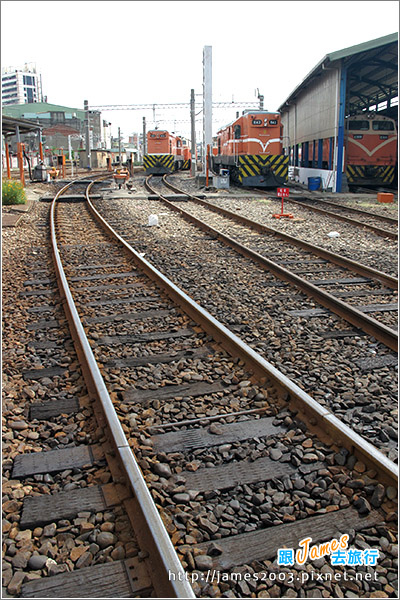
143,130,177,174
143,130,191,174
176,136,191,171
345,112,397,187
212,110,289,187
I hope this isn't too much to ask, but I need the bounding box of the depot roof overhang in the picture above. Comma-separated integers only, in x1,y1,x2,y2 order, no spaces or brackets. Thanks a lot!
278,33,398,116
2,115,43,136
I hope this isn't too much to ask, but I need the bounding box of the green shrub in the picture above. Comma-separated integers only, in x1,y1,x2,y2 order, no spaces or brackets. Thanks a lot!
2,179,26,205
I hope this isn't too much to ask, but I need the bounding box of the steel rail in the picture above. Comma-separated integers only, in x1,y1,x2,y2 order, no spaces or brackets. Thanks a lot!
147,176,398,352
261,193,398,240
290,196,398,225
163,176,398,290
88,179,398,488
50,175,195,599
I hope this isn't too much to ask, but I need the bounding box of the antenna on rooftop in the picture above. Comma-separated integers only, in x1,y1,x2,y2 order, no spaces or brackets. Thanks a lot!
255,88,264,110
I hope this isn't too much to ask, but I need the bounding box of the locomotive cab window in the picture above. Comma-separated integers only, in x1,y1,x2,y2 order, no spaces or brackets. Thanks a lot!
234,125,241,139
348,120,370,131
372,121,395,131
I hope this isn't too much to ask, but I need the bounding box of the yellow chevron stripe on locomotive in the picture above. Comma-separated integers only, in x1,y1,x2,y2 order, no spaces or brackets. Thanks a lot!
143,154,175,174
346,164,395,185
346,165,356,182
181,159,191,171
346,165,366,182
238,154,288,185
382,165,395,184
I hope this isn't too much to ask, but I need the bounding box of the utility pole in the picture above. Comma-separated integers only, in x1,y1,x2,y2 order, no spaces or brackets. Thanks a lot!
118,127,121,166
190,89,196,178
68,135,73,177
142,117,147,156
202,46,212,175
84,100,91,170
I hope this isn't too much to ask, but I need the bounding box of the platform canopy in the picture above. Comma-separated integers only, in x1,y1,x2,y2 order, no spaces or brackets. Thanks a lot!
2,115,43,137
279,33,398,118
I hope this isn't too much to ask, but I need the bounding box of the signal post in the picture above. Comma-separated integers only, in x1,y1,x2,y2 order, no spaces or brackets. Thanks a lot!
273,187,294,219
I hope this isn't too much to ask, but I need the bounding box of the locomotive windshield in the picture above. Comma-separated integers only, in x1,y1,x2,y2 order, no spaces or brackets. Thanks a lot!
348,120,370,131
372,121,395,131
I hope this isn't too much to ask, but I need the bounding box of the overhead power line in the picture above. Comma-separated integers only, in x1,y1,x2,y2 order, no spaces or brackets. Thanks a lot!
90,101,260,111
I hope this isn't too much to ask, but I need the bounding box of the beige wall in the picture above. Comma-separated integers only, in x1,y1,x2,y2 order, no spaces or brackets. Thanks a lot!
282,68,339,148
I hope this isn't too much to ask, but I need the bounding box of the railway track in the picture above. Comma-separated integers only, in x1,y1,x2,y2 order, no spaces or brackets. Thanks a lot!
208,188,397,279
256,192,398,241
291,196,397,226
149,175,398,351
3,174,398,598
3,176,193,599
91,174,398,458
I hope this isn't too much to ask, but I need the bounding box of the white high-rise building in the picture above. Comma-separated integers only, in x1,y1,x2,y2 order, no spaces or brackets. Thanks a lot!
2,63,43,106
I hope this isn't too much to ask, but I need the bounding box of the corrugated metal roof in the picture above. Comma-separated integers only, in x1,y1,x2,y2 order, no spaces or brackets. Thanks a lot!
327,32,398,62
2,102,98,120
279,33,398,113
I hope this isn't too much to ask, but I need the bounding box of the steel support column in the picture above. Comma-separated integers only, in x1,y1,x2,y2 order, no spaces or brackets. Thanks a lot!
303,141,309,167
329,137,334,170
336,65,347,192
317,139,323,168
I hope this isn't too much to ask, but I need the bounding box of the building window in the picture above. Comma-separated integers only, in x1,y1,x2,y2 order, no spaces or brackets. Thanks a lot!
51,112,65,123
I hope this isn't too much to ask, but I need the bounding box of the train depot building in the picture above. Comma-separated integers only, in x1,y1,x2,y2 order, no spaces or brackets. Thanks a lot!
279,33,398,192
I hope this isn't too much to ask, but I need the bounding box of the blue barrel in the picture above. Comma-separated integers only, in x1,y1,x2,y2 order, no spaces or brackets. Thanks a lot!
308,177,321,191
